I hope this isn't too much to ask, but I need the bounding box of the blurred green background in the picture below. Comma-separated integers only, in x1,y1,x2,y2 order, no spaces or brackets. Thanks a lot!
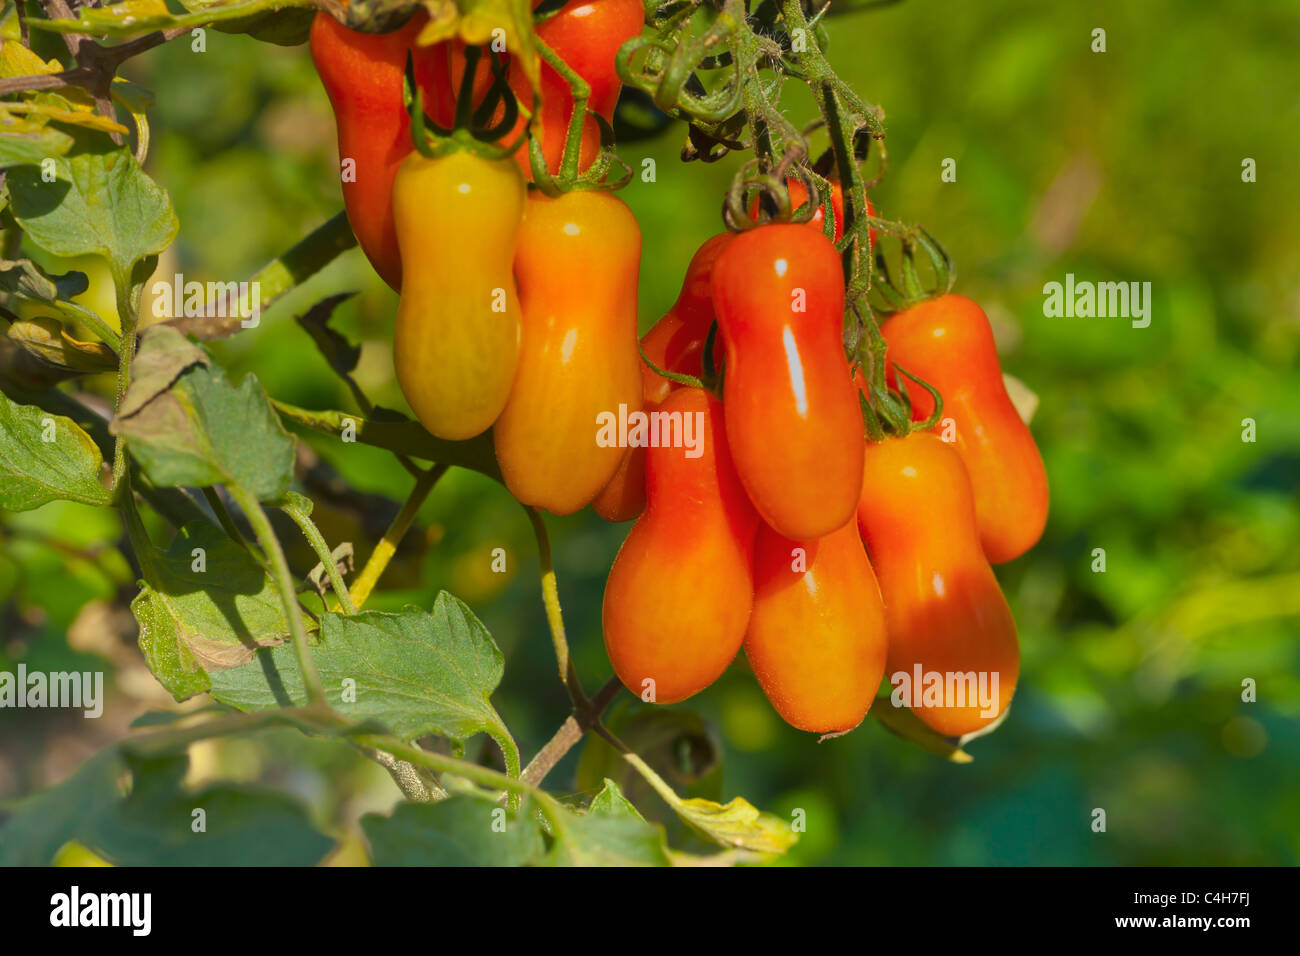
2,0,1298,865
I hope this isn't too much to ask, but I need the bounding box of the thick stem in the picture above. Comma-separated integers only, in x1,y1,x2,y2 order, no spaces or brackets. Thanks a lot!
245,212,358,317
520,676,623,787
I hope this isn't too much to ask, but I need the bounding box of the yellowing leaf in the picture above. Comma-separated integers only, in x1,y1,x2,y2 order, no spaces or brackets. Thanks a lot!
0,40,63,78
6,315,118,375
622,752,797,855
3,102,128,136
672,795,798,855
415,0,539,93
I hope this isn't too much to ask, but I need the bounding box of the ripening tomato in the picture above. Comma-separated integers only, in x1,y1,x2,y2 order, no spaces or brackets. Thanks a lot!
310,11,454,290
392,151,524,440
712,224,865,540
493,190,643,514
510,0,643,176
603,388,759,704
857,431,1019,737
450,0,643,178
744,517,888,733
591,232,733,521
881,294,1048,564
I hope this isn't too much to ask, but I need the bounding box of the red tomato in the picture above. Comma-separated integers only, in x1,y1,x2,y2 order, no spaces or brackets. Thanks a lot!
745,517,888,733
602,388,759,704
591,233,733,522
712,224,865,540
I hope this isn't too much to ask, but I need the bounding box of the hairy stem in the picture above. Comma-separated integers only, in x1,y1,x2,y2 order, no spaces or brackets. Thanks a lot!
283,500,357,615
525,506,589,711
226,484,325,706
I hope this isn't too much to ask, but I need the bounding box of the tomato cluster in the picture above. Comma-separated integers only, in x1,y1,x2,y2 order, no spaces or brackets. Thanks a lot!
309,0,643,291
601,229,1048,737
311,5,1048,740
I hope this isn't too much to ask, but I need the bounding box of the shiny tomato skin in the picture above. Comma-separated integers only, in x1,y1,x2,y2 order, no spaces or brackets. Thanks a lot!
310,11,454,290
745,517,888,733
602,388,759,704
392,151,525,440
591,232,733,522
494,190,643,514
881,294,1048,564
712,224,865,541
857,431,1020,737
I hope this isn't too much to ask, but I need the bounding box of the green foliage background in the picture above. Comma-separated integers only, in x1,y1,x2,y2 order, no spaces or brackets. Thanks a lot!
2,0,1298,865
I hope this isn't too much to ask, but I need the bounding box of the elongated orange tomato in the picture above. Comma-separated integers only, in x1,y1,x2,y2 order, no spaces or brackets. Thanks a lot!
493,190,642,514
881,294,1048,563
745,518,888,733
712,224,864,540
591,233,733,521
392,151,524,440
603,388,759,704
857,431,1019,737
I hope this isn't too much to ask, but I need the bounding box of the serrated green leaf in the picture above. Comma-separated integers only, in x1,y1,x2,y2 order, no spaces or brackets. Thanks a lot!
131,521,292,701
0,390,111,511
7,145,176,279
208,594,517,767
111,328,295,501
589,778,647,821
546,798,673,867
362,796,544,866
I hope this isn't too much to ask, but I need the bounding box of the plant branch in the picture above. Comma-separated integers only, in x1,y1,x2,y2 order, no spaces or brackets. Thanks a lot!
226,484,326,706
344,464,447,611
521,676,623,788
524,506,590,711
282,498,357,614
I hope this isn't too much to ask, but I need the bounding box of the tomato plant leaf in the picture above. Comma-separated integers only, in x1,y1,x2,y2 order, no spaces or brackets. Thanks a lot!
0,255,89,302
131,521,294,701
545,793,674,867
111,327,295,502
0,745,333,866
5,316,118,378
8,145,177,281
0,391,111,511
621,752,797,855
0,113,75,169
208,594,517,768
589,777,647,820
362,796,545,866
86,751,335,866
0,749,123,866
28,0,303,37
